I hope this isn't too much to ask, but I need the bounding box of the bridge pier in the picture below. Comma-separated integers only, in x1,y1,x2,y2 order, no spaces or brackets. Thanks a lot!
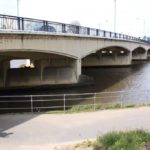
33,58,81,84
0,61,10,88
132,48,147,60
82,47,132,67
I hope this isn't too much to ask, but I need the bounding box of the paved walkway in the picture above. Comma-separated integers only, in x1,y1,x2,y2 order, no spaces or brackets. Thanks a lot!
1,107,150,150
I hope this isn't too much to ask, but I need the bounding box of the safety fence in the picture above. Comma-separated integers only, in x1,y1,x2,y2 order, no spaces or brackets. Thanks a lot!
0,14,147,43
0,90,150,113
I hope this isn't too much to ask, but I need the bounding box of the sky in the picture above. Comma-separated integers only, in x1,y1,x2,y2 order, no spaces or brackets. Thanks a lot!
0,0,150,37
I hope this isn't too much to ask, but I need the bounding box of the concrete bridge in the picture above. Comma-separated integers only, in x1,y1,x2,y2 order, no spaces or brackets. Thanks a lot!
0,14,150,88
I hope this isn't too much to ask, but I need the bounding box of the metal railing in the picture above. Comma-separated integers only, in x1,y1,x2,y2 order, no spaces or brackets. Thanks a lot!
0,14,148,43
0,89,150,113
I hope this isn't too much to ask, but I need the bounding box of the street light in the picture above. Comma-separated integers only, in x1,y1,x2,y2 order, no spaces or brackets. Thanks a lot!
136,18,146,37
17,0,20,16
114,0,117,32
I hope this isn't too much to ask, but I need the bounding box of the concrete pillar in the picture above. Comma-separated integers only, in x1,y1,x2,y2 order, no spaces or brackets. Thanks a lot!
1,61,10,87
34,59,46,81
72,59,81,80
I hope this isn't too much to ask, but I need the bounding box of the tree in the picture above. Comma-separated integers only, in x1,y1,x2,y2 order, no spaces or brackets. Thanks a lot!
67,20,81,34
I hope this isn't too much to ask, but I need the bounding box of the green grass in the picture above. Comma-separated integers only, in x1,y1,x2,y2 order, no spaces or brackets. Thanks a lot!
125,103,136,108
46,102,150,114
69,105,94,112
67,103,122,113
93,130,150,150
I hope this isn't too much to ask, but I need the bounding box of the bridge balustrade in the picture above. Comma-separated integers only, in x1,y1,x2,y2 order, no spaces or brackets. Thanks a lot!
0,14,148,43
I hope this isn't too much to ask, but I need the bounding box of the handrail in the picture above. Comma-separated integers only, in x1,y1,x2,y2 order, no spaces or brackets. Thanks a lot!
0,89,149,113
0,14,148,43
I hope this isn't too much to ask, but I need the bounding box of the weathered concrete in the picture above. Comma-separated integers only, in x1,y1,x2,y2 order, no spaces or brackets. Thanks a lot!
0,31,150,87
1,107,150,150
6,67,77,87
0,31,150,59
0,53,81,88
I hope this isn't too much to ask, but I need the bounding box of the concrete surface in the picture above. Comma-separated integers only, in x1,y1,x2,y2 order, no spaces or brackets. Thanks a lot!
0,107,150,150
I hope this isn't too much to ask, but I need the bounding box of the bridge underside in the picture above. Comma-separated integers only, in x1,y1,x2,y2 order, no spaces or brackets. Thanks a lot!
132,47,147,60
82,47,132,67
148,49,150,58
0,51,81,89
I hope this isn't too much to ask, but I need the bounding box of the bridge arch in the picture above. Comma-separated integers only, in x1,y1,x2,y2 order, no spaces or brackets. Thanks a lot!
132,47,147,60
0,50,81,88
0,49,78,60
147,49,150,58
82,45,131,59
82,46,132,67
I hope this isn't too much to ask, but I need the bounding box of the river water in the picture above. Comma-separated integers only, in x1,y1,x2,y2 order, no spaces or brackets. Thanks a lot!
2,60,150,95
1,60,150,112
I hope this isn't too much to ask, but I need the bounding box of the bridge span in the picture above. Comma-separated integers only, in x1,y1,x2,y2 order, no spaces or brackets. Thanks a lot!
0,14,150,88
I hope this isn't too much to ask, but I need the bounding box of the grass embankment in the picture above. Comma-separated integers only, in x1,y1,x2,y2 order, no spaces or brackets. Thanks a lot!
75,130,150,150
47,103,139,114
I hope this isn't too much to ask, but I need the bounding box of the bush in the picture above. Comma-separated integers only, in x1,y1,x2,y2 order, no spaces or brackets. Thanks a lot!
94,130,150,150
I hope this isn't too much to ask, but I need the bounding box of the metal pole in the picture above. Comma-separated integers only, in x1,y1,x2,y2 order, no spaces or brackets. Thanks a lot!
93,93,96,110
114,0,117,32
63,94,66,112
17,0,20,16
143,20,145,37
30,95,33,113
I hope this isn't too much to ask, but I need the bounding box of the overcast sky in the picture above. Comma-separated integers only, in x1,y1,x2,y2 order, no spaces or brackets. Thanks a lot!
0,0,150,37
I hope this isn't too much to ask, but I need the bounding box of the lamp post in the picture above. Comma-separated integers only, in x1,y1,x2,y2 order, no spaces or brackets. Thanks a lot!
114,0,117,32
17,0,20,16
136,18,146,37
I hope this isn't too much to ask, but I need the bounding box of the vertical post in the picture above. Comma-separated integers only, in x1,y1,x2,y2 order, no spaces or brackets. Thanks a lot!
119,34,121,39
21,18,24,30
93,93,96,110
87,28,90,35
30,95,33,113
63,94,66,112
96,29,99,36
17,17,20,30
76,26,79,34
103,31,106,37
110,32,112,38
17,0,20,16
120,94,124,108
62,24,66,33
114,0,117,32
44,21,48,32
